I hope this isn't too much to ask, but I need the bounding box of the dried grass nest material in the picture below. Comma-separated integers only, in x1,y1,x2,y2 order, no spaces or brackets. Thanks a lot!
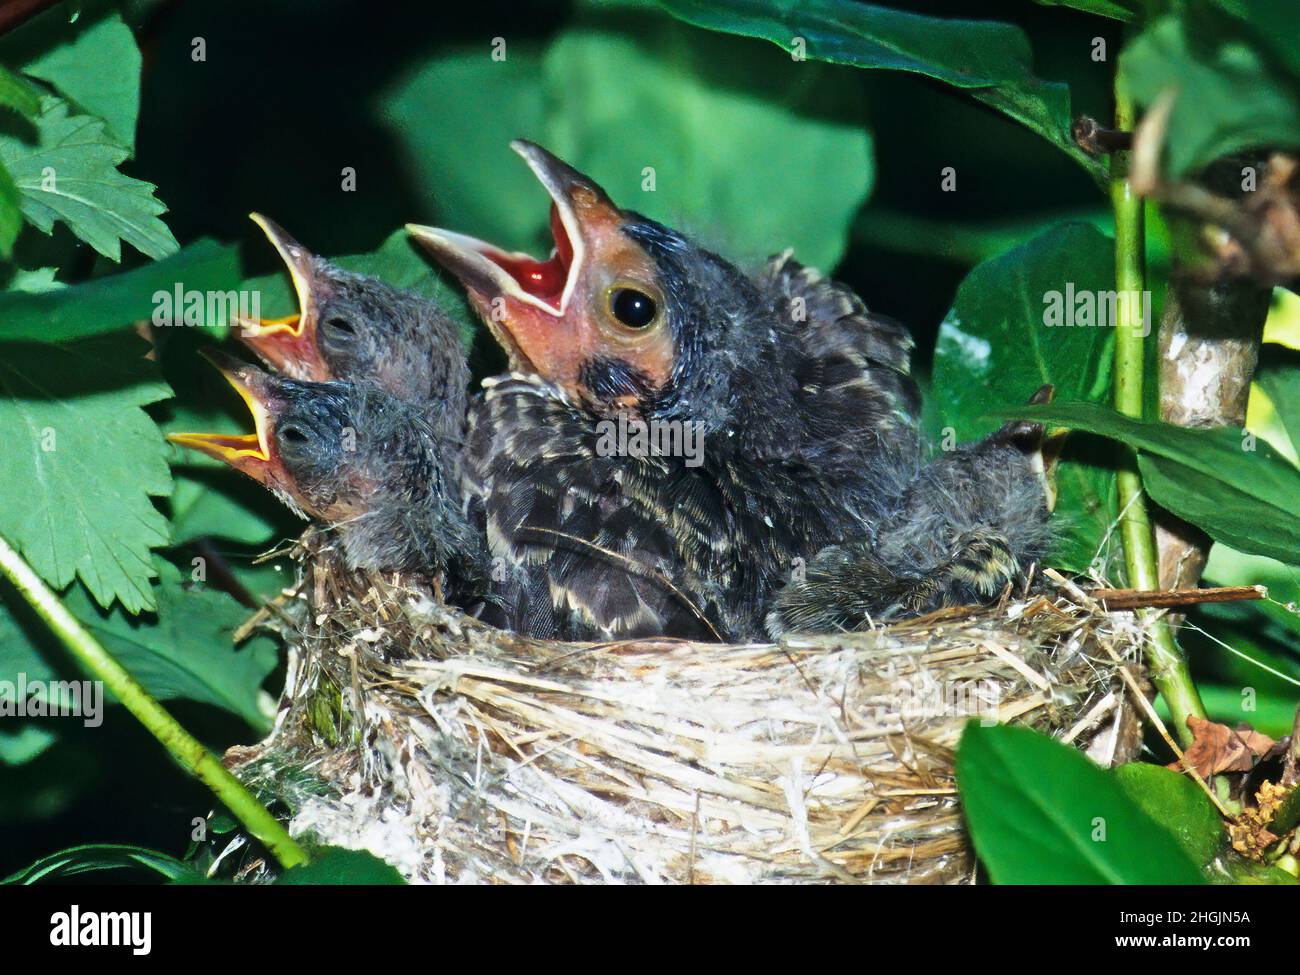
227,533,1149,884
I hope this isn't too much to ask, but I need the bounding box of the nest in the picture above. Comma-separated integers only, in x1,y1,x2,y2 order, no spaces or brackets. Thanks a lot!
226,532,1149,884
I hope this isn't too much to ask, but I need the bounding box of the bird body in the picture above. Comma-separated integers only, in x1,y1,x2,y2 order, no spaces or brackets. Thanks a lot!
411,142,923,641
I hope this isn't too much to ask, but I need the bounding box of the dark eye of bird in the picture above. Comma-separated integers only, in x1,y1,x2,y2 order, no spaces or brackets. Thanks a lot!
609,287,657,329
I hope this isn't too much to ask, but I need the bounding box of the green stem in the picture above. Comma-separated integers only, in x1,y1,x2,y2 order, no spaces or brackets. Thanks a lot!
1109,84,1206,747
0,533,309,871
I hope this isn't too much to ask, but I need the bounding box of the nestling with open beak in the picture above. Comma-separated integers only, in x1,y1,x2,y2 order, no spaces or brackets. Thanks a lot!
236,214,469,440
168,351,485,589
409,142,924,641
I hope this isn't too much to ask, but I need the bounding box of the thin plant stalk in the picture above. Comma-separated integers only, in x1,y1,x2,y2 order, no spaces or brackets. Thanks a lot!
0,532,309,871
1109,83,1207,747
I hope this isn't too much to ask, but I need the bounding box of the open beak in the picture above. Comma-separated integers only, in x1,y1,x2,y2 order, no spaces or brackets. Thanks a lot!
235,213,330,380
167,349,282,485
407,140,622,372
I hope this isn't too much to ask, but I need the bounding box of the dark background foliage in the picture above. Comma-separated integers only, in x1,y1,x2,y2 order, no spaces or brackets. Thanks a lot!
1,0,1297,883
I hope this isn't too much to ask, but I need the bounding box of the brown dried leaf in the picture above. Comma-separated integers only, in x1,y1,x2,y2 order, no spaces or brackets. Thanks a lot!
1170,716,1275,778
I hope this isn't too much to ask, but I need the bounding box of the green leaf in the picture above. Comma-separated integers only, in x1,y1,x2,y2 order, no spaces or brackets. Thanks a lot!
0,559,279,729
931,223,1118,574
957,724,1205,884
1138,452,1300,565
1031,0,1136,21
0,64,40,118
1004,401,1300,566
0,724,58,766
0,160,20,257
382,12,872,273
3,843,201,884
1121,11,1300,177
9,9,141,147
1113,763,1224,867
1255,353,1300,461
0,238,239,343
378,45,548,259
277,847,406,885
656,0,1101,178
0,333,172,612
0,95,177,261
542,15,872,270
1203,542,1300,638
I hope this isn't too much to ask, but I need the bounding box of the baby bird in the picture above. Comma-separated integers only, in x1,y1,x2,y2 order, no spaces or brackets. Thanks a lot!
169,351,484,591
766,391,1058,636
408,142,922,641
235,214,468,439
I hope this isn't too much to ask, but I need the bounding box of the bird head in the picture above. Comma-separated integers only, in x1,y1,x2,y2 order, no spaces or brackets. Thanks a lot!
408,141,770,426
237,215,464,410
167,350,394,523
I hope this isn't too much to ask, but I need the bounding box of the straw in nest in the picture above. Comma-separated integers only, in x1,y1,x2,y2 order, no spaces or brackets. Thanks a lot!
225,533,1149,884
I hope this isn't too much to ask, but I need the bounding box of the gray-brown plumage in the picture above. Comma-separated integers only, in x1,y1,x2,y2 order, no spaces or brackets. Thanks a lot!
170,353,484,593
411,142,921,641
766,404,1056,636
237,214,468,440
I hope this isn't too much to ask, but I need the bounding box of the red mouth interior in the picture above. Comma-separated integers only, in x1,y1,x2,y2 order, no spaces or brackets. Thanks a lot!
484,204,573,306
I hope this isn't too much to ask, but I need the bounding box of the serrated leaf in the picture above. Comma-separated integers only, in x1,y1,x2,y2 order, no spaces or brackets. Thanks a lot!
10,9,141,147
1004,401,1300,566
931,223,1119,574
956,724,1205,884
657,0,1101,178
0,333,172,612
0,559,279,729
1113,763,1224,867
0,238,238,342
0,95,177,261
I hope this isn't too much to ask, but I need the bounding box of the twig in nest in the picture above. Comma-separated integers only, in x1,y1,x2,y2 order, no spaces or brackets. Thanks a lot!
1086,585,1267,611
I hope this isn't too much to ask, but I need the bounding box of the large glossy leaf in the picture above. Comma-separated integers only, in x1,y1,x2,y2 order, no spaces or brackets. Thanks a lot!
0,559,278,729
0,333,172,612
543,14,871,269
1121,11,1300,177
277,847,405,885
0,96,176,261
381,10,873,273
1032,0,1136,21
0,238,239,343
1113,763,1224,867
957,724,1205,884
657,0,1101,178
932,222,1118,574
1005,401,1300,566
